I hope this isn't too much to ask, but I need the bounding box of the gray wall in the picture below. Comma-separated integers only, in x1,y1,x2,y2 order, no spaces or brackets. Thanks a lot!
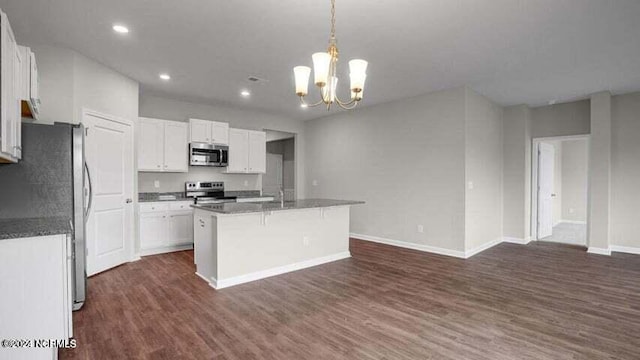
464,89,503,250
266,138,295,191
531,100,590,138
138,94,305,195
561,139,588,222
502,105,532,241
611,92,640,248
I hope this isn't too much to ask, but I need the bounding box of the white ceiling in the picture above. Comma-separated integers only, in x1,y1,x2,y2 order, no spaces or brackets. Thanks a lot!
1,0,640,120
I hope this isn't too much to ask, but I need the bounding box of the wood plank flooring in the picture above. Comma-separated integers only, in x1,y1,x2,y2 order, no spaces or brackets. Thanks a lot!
61,239,640,359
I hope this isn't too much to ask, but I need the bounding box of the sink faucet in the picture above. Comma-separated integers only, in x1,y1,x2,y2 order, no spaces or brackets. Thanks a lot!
279,188,285,207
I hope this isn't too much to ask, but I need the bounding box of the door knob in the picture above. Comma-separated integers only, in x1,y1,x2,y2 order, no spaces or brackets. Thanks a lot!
126,198,133,203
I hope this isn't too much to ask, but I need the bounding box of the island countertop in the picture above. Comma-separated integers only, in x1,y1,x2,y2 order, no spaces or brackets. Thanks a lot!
191,199,364,214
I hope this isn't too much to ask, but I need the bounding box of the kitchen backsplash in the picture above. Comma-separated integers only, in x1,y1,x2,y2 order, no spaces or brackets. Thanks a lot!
138,166,261,193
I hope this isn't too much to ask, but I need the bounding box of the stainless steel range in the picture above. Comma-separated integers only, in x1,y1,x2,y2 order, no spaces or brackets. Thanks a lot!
185,181,237,204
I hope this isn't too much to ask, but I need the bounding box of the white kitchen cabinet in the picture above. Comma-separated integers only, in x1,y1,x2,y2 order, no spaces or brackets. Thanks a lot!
248,130,266,173
0,234,73,360
18,45,40,120
226,128,266,173
137,117,188,172
167,210,194,246
0,10,22,163
139,201,194,256
189,118,229,145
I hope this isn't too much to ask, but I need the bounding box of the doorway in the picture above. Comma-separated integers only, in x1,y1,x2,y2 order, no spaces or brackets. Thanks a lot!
83,109,135,276
532,135,589,246
263,130,295,201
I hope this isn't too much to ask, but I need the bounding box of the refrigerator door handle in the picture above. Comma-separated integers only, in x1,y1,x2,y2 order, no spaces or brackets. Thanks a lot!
85,162,93,218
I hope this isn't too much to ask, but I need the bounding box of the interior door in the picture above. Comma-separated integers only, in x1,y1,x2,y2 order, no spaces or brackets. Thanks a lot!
163,121,188,172
538,142,555,239
84,111,134,276
137,118,163,171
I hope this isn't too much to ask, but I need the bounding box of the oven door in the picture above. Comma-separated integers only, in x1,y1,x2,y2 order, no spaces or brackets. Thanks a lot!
190,143,221,166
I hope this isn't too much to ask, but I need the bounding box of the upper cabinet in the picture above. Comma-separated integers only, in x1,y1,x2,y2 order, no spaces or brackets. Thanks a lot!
189,118,229,145
0,10,22,163
18,45,40,120
138,117,188,172
226,128,266,174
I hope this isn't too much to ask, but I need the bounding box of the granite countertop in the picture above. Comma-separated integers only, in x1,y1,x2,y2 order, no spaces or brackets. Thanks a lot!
191,199,364,215
0,216,73,240
138,191,274,203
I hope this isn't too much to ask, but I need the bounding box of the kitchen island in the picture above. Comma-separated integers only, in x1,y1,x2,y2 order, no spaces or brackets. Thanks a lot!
192,199,364,289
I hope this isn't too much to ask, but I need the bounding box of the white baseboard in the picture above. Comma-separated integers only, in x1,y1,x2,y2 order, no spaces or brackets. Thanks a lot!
610,245,640,255
465,238,503,258
502,237,532,245
587,247,611,256
202,251,351,290
139,243,193,257
350,233,466,258
560,219,587,225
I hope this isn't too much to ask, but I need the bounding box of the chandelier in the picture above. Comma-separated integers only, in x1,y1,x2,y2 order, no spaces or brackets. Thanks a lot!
293,0,368,110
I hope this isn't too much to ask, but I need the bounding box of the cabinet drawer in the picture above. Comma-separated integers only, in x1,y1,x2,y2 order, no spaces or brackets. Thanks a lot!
169,201,194,211
139,202,170,213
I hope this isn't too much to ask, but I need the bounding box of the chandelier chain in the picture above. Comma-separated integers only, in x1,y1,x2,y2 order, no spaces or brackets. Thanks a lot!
330,0,336,40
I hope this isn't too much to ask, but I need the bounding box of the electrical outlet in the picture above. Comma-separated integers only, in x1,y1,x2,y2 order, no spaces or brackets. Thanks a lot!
468,181,474,190
154,180,160,189
417,225,424,233
244,180,249,187
303,236,310,246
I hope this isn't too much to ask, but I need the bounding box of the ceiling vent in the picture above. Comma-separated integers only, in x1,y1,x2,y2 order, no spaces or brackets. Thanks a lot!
248,76,268,83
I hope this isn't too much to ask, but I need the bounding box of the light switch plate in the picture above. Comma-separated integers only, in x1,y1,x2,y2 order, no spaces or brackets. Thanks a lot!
154,180,160,189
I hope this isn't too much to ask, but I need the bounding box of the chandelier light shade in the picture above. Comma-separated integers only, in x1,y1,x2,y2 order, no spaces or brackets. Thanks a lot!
293,0,368,110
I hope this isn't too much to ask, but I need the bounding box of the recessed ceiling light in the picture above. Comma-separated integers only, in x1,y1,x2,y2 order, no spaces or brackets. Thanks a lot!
300,103,308,108
112,24,129,34
159,73,171,81
240,90,251,97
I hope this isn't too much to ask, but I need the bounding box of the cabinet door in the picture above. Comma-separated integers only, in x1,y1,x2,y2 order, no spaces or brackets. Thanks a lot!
12,44,22,159
0,12,17,161
139,212,167,250
137,118,164,171
227,128,249,173
167,211,194,246
248,131,266,173
189,119,211,143
211,121,229,145
163,121,188,172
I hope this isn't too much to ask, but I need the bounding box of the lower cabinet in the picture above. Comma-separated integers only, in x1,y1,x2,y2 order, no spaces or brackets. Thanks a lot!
139,201,194,256
0,234,73,360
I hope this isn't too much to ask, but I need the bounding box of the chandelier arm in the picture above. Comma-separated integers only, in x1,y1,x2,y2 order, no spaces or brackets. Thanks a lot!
300,96,325,108
336,100,360,110
335,95,357,107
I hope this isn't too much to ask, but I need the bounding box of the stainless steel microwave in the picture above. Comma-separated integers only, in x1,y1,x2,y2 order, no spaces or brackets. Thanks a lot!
190,143,228,167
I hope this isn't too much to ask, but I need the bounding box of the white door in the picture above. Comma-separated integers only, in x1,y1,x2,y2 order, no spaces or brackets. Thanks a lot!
538,142,555,239
263,153,283,197
137,118,163,171
228,129,249,172
189,119,211,143
163,121,188,172
248,131,266,173
84,111,134,276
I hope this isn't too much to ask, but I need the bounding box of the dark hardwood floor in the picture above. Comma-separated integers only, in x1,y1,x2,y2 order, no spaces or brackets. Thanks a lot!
61,239,640,360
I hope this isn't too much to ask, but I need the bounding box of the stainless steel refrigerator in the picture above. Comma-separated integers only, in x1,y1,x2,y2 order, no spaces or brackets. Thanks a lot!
0,122,88,310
